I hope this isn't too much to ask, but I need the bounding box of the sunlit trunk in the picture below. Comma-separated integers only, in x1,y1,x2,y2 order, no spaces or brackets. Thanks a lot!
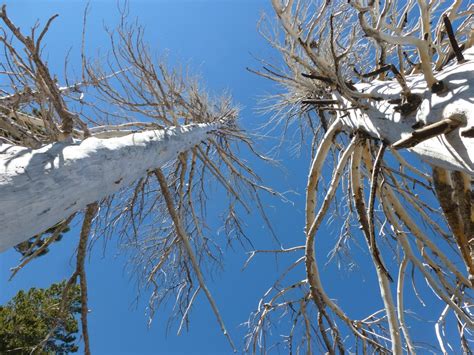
338,47,474,174
0,123,219,252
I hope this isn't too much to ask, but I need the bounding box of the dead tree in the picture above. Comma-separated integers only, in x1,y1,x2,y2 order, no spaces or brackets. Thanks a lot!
247,0,473,353
0,6,274,353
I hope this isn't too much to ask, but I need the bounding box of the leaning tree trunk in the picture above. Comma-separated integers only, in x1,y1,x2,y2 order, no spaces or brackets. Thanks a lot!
337,47,474,174
337,47,474,276
0,123,220,252
248,1,474,353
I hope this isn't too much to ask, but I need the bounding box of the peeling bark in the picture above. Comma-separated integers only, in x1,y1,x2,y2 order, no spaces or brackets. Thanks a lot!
433,167,474,277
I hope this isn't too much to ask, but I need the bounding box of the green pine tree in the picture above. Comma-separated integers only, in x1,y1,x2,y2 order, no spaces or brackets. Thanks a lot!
0,281,81,354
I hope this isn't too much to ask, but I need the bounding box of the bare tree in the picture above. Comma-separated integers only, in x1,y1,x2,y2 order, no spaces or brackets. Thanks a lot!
0,5,275,353
2,1,473,353
247,0,473,353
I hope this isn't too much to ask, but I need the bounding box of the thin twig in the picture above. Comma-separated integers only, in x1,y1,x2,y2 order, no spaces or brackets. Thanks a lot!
155,169,237,352
367,142,392,282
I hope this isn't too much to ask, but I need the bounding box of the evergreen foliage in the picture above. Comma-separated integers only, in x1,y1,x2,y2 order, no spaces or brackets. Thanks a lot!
0,281,81,354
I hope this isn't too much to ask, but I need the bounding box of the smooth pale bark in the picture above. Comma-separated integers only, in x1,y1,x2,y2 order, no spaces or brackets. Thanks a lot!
0,123,219,252
337,47,474,175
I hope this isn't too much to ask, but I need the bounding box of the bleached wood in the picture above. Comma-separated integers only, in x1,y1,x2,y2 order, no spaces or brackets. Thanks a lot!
337,47,474,175
0,123,219,252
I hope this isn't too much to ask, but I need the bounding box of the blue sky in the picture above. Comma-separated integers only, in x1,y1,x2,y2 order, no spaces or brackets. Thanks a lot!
0,1,462,354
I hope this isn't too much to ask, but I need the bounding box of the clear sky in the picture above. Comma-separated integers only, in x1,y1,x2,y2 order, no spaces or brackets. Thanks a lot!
0,1,461,354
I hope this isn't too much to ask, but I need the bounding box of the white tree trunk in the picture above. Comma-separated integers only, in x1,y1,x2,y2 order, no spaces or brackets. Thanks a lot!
0,123,219,252
338,47,474,175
